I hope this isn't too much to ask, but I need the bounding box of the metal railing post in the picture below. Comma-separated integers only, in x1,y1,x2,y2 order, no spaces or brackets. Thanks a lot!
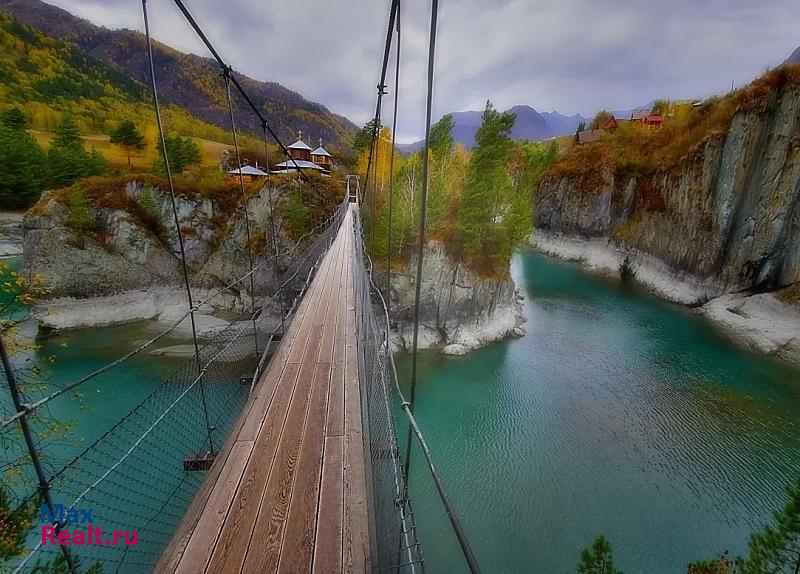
0,336,76,574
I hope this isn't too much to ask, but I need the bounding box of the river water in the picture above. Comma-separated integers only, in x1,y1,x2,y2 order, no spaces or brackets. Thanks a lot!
395,250,800,573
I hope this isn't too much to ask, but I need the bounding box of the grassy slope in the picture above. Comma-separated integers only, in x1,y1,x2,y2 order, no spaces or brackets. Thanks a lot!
545,65,800,188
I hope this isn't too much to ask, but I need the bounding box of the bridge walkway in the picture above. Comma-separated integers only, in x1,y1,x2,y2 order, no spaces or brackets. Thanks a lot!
156,205,371,573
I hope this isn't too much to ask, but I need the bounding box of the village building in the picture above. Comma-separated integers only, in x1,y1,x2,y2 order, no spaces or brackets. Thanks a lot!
227,164,269,182
272,132,333,176
643,114,663,129
576,129,602,145
599,116,618,133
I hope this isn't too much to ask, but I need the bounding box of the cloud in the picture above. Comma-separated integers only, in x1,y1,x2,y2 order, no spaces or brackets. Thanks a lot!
47,0,800,142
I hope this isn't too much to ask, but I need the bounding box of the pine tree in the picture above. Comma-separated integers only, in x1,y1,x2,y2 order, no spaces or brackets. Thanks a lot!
0,108,27,131
456,100,515,272
47,114,106,188
742,478,800,574
576,535,624,574
51,113,82,149
109,120,145,166
0,124,46,208
156,134,201,173
67,186,93,232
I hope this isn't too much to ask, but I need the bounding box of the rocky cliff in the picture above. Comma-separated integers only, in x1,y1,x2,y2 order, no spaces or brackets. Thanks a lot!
387,242,524,355
22,178,321,329
532,66,800,363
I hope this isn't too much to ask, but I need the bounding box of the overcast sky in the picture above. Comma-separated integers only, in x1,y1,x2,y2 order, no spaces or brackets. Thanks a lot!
47,0,800,143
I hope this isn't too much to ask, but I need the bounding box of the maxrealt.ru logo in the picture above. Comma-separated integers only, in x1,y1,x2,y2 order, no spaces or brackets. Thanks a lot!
40,505,138,547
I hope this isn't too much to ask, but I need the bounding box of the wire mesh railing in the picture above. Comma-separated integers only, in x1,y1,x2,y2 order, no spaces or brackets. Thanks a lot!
351,207,424,573
0,198,347,574
352,204,480,573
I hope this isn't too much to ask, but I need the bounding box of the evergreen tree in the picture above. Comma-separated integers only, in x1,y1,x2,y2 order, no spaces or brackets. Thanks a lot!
576,535,623,574
456,100,515,272
51,113,82,149
47,114,106,188
156,134,201,173
353,119,378,155
426,114,455,232
741,478,800,574
0,108,27,131
109,119,145,166
429,113,454,158
67,186,93,232
0,124,46,208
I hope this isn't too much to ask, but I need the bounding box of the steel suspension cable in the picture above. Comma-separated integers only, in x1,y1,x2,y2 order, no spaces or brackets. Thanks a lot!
397,2,481,569
141,0,214,455
169,0,334,209
223,69,260,355
363,0,399,209
386,0,401,312
403,0,438,487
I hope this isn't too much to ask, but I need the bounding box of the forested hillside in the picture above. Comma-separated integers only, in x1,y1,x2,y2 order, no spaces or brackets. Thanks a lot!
0,0,357,152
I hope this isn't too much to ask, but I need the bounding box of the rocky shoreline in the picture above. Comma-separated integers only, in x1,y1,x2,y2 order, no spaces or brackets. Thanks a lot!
531,231,800,365
387,242,526,356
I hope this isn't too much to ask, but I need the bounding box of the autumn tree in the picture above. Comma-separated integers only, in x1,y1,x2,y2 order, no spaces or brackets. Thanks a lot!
109,119,145,166
651,99,670,116
576,535,624,574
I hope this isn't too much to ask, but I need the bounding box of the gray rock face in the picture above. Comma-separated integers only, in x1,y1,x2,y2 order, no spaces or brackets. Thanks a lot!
535,85,800,300
22,183,292,299
388,242,524,352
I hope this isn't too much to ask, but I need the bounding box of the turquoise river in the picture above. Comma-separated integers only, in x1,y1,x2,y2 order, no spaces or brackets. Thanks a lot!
395,250,800,573
5,248,800,572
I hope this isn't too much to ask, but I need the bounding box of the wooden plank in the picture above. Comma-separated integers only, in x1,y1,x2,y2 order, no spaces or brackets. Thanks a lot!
343,209,372,573
203,361,302,573
277,363,332,574
243,235,342,572
276,230,346,572
174,440,253,574
241,359,322,573
312,435,344,574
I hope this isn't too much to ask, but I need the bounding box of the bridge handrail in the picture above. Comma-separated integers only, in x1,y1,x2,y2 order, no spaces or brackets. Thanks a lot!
352,206,481,573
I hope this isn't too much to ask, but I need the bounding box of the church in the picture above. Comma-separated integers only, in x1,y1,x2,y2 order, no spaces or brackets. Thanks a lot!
272,132,333,176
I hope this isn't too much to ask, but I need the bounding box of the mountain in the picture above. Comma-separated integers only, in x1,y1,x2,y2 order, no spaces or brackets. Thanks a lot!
787,46,800,65
538,111,586,136
399,106,587,152
0,0,357,152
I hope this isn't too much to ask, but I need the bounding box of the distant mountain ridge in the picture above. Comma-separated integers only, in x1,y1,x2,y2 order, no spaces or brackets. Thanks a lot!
0,0,357,152
787,45,800,65
399,105,587,152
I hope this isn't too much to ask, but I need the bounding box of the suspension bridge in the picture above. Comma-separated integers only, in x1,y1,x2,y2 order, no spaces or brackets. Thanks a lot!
0,0,482,572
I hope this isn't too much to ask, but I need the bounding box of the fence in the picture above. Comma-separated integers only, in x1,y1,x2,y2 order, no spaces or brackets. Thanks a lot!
0,196,347,574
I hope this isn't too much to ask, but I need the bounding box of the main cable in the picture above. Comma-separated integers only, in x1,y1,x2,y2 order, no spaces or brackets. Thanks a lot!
386,0,401,315
142,0,214,454
170,0,334,209
363,0,399,209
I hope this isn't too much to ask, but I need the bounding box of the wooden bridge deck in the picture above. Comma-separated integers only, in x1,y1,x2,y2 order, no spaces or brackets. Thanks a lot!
157,205,371,573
